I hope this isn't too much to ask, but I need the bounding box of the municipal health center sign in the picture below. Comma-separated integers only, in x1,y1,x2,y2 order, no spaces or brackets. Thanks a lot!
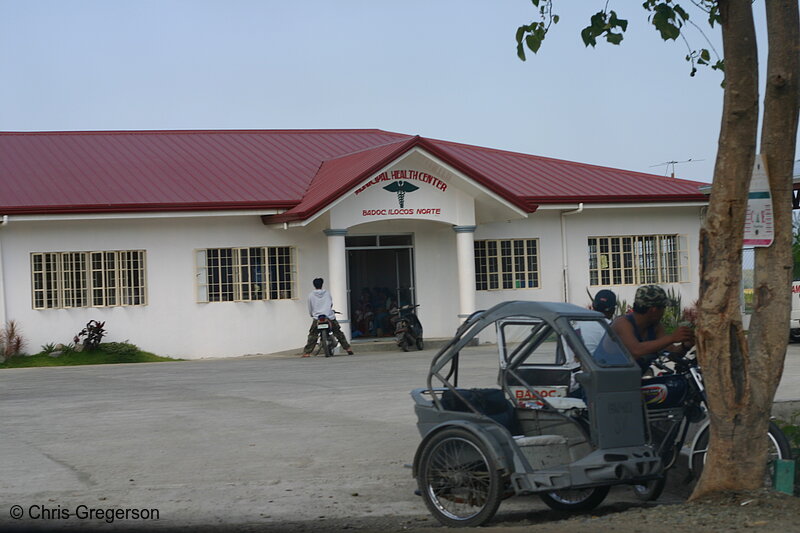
329,168,472,228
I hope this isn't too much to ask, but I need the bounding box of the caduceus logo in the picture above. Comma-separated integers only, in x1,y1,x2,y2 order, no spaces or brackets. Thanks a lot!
383,180,419,208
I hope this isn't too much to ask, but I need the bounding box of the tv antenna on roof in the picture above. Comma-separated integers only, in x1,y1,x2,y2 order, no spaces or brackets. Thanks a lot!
650,158,705,178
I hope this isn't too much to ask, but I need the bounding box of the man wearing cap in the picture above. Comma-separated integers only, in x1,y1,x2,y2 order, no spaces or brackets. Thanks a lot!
578,289,617,353
612,284,694,372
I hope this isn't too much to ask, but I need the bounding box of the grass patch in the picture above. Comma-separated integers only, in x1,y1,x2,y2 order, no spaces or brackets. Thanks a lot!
0,341,181,368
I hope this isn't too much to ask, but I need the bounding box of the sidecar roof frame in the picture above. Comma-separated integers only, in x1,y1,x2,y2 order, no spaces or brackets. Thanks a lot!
428,300,600,380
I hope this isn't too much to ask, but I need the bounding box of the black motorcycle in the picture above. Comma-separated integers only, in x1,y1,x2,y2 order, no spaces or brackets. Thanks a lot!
632,350,792,500
392,304,423,351
314,314,339,357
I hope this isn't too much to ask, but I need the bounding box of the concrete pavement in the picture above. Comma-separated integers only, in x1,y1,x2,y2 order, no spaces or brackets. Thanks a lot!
0,343,797,531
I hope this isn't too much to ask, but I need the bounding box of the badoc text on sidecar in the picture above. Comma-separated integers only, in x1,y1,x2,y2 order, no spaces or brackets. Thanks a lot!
410,301,662,527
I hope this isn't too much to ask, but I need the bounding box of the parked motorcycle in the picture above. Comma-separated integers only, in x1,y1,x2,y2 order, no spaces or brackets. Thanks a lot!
393,304,423,351
314,313,339,357
632,350,792,501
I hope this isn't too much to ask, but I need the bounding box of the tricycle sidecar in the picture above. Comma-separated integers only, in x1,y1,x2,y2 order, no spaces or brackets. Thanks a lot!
410,301,661,527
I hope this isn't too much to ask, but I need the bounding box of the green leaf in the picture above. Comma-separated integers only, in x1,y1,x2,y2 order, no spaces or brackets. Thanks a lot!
526,33,542,54
515,26,527,45
700,49,711,61
651,4,681,41
606,32,623,45
581,26,597,47
516,42,527,61
552,14,559,24
608,10,629,32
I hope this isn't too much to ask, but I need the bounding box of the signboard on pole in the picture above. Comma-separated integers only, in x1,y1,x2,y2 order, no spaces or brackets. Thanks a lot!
743,154,774,247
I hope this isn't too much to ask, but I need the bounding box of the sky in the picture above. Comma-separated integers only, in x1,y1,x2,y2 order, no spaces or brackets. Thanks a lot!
0,1,794,184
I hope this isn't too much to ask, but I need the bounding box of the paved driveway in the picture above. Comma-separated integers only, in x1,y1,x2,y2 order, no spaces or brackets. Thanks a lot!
0,349,453,531
1,344,798,531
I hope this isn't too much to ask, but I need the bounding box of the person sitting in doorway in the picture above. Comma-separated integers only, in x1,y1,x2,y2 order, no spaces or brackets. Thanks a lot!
353,287,375,337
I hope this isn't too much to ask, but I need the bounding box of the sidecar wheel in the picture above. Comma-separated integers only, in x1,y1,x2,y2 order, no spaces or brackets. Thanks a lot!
631,475,667,501
539,486,609,512
417,428,503,527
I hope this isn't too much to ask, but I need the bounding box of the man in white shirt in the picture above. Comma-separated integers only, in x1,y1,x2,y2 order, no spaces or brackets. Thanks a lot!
301,278,353,357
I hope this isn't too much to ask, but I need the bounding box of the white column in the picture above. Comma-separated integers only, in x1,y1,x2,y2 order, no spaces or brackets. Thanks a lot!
324,228,350,340
454,225,477,319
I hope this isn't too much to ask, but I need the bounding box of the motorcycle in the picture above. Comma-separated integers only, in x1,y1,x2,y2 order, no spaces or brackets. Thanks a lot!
631,350,793,501
392,304,423,351
313,313,339,357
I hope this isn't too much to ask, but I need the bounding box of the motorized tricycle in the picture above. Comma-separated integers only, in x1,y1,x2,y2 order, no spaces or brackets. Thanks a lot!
410,300,663,527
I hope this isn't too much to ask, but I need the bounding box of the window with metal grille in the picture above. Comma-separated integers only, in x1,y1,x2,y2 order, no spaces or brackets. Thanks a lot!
31,250,147,309
588,235,688,286
474,239,539,291
196,246,296,302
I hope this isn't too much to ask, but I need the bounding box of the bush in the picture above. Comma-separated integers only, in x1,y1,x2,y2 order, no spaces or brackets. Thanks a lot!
98,342,140,363
0,320,26,360
40,343,57,354
776,412,800,449
74,320,106,351
99,342,139,355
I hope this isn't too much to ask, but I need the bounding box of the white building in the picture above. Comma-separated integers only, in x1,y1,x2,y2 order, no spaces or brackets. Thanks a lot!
0,130,707,358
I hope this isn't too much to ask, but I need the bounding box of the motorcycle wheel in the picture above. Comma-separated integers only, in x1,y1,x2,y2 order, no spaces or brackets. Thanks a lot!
320,332,333,358
397,333,410,352
690,421,792,486
417,428,503,527
539,486,609,512
631,475,667,502
416,336,424,350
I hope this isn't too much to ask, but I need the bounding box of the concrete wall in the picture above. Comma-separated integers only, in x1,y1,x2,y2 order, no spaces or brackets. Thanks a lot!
1,215,321,359
0,204,704,359
475,205,703,313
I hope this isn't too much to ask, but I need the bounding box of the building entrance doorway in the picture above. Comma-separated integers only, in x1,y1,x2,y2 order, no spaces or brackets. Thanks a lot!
346,234,415,339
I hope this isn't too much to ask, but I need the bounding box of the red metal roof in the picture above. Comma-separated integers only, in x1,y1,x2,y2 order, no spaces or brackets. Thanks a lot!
424,137,706,204
0,129,707,217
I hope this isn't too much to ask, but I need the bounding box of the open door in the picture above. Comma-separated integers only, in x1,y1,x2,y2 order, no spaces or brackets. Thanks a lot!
346,235,415,338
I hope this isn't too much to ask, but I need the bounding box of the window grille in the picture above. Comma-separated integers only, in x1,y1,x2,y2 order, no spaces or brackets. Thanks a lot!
474,239,539,291
196,246,296,302
588,234,688,286
31,250,147,309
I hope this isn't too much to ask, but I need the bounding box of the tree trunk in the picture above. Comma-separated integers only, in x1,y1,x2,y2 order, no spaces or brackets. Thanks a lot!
692,0,800,498
745,0,800,481
691,0,760,498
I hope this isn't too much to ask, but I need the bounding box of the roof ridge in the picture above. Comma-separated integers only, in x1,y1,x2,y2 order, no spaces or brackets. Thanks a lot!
271,136,424,223
295,136,415,198
0,128,407,136
318,136,415,163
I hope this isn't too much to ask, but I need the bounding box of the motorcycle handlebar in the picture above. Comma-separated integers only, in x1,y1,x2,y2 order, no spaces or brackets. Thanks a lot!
647,349,698,374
